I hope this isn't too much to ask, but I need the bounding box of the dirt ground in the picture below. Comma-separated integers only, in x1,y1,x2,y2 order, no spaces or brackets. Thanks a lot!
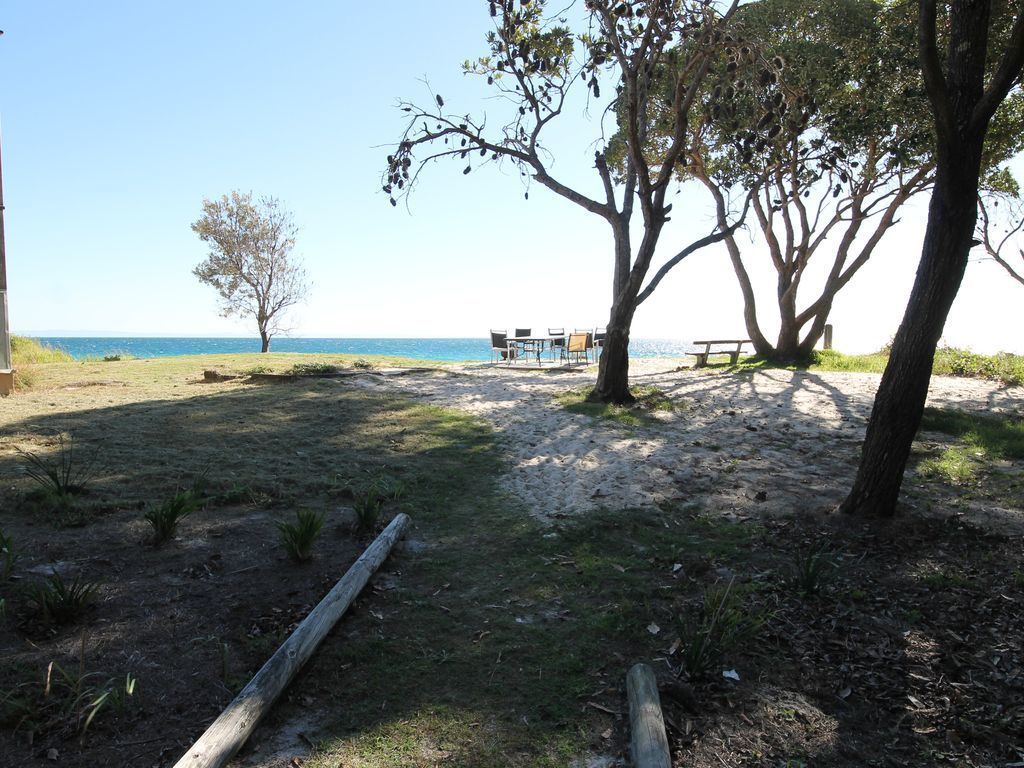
1,356,1022,768
0,357,416,767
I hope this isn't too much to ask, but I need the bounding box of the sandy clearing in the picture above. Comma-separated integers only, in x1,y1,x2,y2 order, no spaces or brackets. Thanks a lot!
376,358,1024,524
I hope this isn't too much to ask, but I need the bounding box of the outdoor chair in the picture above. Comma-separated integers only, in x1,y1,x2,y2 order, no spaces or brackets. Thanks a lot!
566,332,590,365
574,329,595,358
515,327,540,362
548,327,566,362
490,330,515,364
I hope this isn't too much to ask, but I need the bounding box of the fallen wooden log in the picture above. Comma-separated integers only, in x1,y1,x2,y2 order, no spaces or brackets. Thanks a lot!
173,513,411,768
627,663,672,768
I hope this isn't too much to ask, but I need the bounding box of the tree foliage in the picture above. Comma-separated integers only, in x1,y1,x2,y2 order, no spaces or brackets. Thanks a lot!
385,0,762,403
629,0,1023,361
840,0,1024,517
191,191,308,353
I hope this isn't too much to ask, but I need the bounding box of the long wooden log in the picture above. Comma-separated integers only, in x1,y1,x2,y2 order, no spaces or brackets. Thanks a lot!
174,513,411,768
627,663,672,768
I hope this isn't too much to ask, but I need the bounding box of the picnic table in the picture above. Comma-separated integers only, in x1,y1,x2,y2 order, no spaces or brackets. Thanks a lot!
688,339,751,367
506,334,566,364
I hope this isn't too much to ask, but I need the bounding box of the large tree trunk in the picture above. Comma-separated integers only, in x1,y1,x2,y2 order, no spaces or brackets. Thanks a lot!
589,219,638,405
796,305,832,359
839,156,981,515
700,179,772,357
589,299,637,404
773,314,804,362
260,328,271,353
839,0,1020,517
723,231,773,357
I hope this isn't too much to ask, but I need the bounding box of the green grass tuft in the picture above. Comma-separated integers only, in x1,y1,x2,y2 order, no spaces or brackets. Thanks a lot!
0,658,136,736
916,407,1024,484
145,488,203,544
24,572,100,625
352,486,386,534
18,435,97,514
554,385,677,426
0,527,18,583
789,541,838,596
678,578,764,680
277,509,325,562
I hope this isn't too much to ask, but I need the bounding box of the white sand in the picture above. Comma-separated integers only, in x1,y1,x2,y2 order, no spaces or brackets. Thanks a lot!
375,358,1024,525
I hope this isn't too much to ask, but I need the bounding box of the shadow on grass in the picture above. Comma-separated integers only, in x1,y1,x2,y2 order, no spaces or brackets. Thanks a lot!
2,376,1021,767
920,407,1024,459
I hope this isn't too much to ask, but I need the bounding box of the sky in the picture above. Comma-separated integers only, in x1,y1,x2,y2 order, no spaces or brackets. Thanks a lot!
1,1,1021,353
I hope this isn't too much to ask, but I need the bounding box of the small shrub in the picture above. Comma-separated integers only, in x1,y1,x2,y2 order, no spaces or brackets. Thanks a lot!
18,435,96,503
790,542,837,596
24,573,99,625
679,578,763,680
352,486,385,534
288,362,340,376
352,358,373,370
242,364,273,375
277,509,325,562
145,489,203,544
932,347,1024,386
0,656,135,736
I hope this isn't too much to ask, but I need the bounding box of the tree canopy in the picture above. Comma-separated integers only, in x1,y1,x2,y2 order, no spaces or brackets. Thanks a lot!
840,0,1024,517
385,0,771,402
191,192,309,353
619,0,1023,360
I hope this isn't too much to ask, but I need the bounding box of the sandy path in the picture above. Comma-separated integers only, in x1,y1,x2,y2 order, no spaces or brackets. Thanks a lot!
372,358,1024,524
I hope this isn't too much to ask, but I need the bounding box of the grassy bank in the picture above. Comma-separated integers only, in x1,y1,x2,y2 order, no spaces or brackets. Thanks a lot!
2,355,1022,767
7,342,452,393
733,346,1024,386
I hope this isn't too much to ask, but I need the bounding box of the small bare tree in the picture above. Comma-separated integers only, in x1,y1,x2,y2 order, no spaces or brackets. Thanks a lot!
191,191,309,352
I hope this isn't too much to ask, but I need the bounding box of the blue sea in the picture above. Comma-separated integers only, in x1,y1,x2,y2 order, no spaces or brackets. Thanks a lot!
30,336,699,362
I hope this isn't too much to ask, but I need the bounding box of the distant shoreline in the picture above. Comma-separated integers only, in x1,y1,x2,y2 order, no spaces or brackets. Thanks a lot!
24,336,702,362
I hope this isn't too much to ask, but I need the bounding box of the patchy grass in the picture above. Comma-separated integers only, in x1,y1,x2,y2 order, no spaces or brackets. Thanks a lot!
916,408,1024,485
917,445,980,484
300,503,762,768
554,385,678,427
732,346,1024,385
919,408,1024,460
1,356,1022,767
4,351,447,397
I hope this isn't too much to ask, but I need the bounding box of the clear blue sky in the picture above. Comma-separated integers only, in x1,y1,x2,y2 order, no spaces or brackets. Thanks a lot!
2,1,1021,352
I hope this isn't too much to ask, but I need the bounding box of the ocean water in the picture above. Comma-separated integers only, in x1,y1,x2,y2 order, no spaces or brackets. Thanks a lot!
31,336,699,362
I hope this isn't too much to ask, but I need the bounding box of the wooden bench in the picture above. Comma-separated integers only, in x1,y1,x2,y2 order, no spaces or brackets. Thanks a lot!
687,339,751,367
